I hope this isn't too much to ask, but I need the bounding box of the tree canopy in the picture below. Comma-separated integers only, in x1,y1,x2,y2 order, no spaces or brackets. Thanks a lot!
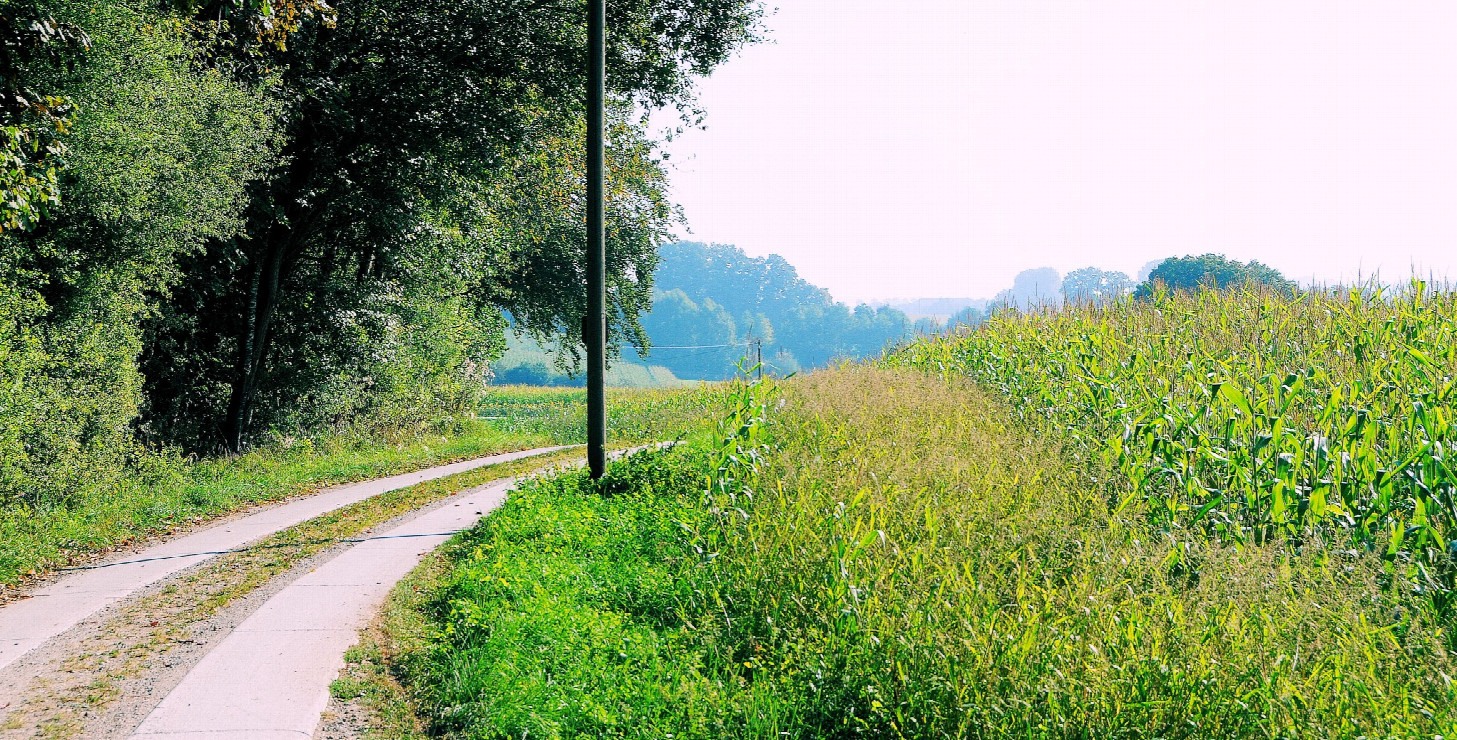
631,241,914,378
0,0,765,507
135,0,763,451
1134,254,1298,299
1062,267,1133,305
991,267,1062,311
0,0,276,498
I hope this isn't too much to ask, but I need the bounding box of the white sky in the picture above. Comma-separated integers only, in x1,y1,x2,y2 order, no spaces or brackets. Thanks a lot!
655,1,1457,304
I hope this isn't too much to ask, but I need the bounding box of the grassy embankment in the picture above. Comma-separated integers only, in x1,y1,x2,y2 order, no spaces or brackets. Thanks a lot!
0,386,714,591
352,287,1457,739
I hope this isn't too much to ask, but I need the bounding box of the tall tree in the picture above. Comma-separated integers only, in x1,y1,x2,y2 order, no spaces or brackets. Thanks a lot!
1134,254,1298,300
1062,267,1133,305
142,0,764,451
992,267,1062,311
0,0,274,499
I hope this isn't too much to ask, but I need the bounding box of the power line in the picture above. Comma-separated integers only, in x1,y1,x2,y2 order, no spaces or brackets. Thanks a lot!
646,342,750,350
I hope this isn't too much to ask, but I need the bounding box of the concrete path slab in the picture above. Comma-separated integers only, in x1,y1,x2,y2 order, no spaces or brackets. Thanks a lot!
130,477,521,739
0,446,570,673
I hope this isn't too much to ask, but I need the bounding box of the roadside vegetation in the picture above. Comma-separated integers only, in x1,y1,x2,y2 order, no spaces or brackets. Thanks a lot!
0,420,528,591
0,0,759,584
478,385,720,446
0,385,711,592
1,445,587,740
360,287,1457,738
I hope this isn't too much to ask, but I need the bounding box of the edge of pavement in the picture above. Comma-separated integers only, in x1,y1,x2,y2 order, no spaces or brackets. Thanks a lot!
128,444,674,740
0,444,576,675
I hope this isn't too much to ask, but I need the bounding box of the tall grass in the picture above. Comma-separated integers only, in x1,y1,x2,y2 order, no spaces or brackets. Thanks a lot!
892,286,1457,586
391,368,1456,738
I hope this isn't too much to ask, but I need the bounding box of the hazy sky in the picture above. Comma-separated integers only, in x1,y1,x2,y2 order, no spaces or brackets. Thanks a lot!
655,1,1457,304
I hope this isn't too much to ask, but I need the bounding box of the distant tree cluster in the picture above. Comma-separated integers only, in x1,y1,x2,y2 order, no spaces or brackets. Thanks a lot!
992,267,1063,310
975,254,1297,319
633,242,916,379
620,249,1301,383
985,266,1134,312
1133,254,1298,299
1062,268,1134,305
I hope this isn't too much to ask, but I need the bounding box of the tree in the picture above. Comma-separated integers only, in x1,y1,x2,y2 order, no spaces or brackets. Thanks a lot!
0,0,274,498
642,241,914,378
992,267,1062,311
1133,254,1298,300
1062,267,1133,305
635,289,739,378
0,3,89,232
141,0,764,451
945,305,983,332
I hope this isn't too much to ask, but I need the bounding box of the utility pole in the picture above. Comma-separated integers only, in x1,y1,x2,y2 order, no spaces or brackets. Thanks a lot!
585,0,607,479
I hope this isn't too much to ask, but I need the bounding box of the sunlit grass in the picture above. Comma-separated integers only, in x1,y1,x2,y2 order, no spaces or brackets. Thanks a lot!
479,383,721,445
385,368,1456,738
0,421,543,589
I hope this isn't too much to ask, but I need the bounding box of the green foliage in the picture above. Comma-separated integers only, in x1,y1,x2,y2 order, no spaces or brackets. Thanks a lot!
403,446,724,738
640,241,914,378
894,284,1457,607
0,3,88,232
1061,266,1133,305
0,0,274,503
142,0,763,451
393,368,1457,738
0,0,761,554
1134,253,1298,299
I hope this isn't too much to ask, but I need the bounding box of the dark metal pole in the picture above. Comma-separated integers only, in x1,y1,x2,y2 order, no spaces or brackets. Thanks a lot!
586,0,607,478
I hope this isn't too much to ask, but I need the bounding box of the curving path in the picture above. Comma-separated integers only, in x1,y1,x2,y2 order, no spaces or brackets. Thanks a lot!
130,476,522,739
0,445,571,675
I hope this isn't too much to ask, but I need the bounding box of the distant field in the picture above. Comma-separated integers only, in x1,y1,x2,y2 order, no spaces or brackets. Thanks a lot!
360,287,1457,738
477,384,719,446
491,332,691,388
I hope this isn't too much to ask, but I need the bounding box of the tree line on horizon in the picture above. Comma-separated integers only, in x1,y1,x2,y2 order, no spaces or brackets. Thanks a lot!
631,241,919,379
504,247,1303,385
984,253,1299,313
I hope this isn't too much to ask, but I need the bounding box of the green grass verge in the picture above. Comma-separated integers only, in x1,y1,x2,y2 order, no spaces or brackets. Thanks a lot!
7,447,586,740
479,384,721,445
377,368,1456,739
0,421,547,589
1,382,716,590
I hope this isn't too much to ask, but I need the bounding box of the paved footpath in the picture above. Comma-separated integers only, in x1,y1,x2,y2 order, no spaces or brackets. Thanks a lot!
129,476,523,740
0,445,571,674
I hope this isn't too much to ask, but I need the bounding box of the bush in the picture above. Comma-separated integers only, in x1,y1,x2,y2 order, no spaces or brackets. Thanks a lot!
0,0,273,503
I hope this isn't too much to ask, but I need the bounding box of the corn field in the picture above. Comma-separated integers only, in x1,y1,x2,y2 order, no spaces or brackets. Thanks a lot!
893,285,1457,586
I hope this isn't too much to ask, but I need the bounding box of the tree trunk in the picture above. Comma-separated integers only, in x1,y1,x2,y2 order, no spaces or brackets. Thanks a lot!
222,235,287,452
